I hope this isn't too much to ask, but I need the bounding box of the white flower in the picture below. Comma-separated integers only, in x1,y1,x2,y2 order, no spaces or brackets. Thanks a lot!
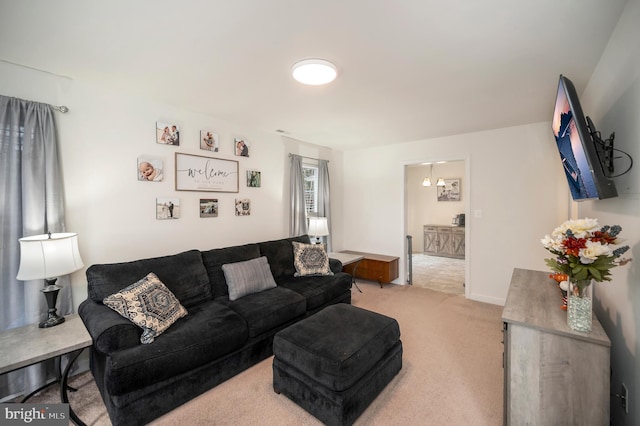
579,240,613,264
541,235,564,252
552,218,599,239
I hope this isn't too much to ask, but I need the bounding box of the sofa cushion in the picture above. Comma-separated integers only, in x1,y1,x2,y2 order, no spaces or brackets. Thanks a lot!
292,242,333,277
103,273,188,344
277,272,352,311
86,249,211,308
218,287,306,337
105,301,248,396
222,256,277,301
201,243,261,298
259,235,311,279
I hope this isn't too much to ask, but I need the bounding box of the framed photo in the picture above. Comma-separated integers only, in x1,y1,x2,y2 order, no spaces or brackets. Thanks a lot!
235,198,251,216
200,198,218,218
233,137,250,157
200,130,219,152
156,197,180,219
175,152,239,192
247,170,261,187
156,121,180,145
137,156,164,182
437,178,461,202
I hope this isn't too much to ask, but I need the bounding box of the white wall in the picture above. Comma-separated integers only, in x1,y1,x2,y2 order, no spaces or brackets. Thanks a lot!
0,61,343,310
343,123,569,305
406,161,465,252
577,0,640,423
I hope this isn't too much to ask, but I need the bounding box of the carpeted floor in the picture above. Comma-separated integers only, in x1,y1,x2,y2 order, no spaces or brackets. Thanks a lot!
17,281,503,425
411,253,465,295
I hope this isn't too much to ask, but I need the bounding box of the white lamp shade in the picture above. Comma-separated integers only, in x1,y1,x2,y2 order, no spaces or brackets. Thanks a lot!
422,177,432,187
16,233,84,280
292,59,337,85
436,178,446,186
308,217,329,237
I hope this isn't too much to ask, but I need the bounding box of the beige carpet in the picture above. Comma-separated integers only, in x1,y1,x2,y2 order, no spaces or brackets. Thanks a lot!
411,253,465,295
22,282,504,425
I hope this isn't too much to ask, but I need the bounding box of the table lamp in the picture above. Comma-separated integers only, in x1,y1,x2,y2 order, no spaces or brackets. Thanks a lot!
16,232,84,328
308,217,329,244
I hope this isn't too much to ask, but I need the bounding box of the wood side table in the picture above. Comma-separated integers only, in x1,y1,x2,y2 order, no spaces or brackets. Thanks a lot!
338,251,399,288
328,252,364,292
0,314,93,426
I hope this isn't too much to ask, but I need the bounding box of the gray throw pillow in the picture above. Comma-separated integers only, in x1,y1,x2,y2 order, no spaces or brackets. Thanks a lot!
103,272,188,344
222,256,277,301
292,241,334,277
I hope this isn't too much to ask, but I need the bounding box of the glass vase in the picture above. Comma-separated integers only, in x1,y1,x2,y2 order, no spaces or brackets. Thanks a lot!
567,279,593,332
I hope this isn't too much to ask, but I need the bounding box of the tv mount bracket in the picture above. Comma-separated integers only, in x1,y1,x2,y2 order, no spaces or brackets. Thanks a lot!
586,116,615,175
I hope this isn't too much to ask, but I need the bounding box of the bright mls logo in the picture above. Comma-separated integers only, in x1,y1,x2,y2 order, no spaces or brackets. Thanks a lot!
1,404,68,425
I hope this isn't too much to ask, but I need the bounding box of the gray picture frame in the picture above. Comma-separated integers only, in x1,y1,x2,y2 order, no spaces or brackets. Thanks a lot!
437,178,461,201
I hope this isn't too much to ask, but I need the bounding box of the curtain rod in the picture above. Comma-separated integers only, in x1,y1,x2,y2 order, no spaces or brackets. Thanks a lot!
51,105,69,113
6,95,69,113
288,153,329,163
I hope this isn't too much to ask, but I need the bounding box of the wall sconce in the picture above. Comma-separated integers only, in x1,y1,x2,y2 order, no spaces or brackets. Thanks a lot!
436,178,446,186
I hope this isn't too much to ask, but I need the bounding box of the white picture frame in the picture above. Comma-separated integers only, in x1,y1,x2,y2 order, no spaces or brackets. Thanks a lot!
175,152,239,192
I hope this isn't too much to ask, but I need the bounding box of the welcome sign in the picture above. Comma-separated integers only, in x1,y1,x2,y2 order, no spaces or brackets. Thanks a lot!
175,153,239,193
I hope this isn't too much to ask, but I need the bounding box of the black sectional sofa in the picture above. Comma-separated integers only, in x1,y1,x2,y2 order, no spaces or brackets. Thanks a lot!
78,235,352,425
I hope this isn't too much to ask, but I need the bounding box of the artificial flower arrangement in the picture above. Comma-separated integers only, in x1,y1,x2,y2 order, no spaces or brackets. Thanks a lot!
541,218,631,288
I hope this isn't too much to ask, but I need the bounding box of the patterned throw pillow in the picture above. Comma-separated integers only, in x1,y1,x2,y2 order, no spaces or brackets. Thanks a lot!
292,241,334,277
103,272,188,344
222,256,277,301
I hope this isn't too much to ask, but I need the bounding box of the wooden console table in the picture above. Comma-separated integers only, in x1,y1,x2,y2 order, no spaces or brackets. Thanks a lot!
502,268,610,425
339,251,399,288
423,225,465,259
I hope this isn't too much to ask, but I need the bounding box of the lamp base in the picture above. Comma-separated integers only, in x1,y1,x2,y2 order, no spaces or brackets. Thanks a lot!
39,315,65,328
39,283,65,328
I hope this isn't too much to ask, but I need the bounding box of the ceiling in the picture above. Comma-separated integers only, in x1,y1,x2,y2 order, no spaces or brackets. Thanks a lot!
0,0,628,150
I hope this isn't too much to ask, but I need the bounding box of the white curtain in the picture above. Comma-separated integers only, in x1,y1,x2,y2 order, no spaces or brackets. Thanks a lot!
317,160,332,252
0,95,72,400
289,154,307,237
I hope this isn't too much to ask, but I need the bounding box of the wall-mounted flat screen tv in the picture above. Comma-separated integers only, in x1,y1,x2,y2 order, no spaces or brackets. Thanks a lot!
551,75,617,201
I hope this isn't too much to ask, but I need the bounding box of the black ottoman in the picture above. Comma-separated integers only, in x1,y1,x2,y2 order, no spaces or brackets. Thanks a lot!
273,304,402,426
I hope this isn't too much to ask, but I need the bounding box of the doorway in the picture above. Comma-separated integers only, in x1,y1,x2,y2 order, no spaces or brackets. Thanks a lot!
404,160,468,296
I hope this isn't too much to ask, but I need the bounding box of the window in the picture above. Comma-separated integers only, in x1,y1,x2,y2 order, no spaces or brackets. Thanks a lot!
302,164,318,214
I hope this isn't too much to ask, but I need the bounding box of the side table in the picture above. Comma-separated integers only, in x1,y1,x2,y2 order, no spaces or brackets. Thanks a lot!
328,252,364,292
0,314,93,426
339,251,399,288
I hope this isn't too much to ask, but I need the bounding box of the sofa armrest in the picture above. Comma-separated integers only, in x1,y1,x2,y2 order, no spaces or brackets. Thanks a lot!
78,298,142,354
328,258,343,274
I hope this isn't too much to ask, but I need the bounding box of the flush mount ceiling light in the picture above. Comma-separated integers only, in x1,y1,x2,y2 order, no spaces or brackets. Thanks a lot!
292,59,337,85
